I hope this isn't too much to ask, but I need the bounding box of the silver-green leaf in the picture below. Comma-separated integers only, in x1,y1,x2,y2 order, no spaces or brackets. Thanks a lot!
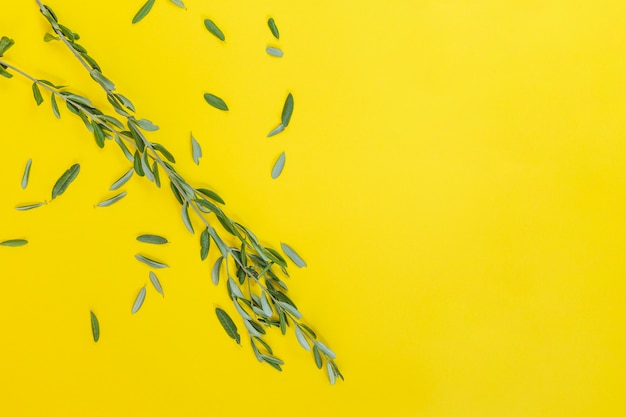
191,133,202,165
315,341,337,359
109,168,134,191
280,242,307,268
135,254,169,269
181,202,194,234
51,163,80,200
271,152,286,179
51,94,60,119
137,234,168,245
169,0,185,8
149,271,164,296
21,158,32,190
15,202,45,211
204,19,225,41
131,286,146,314
212,256,223,285
295,326,311,351
96,191,127,207
266,46,284,57
267,123,284,137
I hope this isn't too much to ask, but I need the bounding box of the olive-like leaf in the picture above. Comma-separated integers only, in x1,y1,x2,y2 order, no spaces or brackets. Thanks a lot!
280,242,307,268
152,143,176,163
90,69,115,91
278,301,302,319
313,345,323,369
32,82,43,106
44,33,59,42
212,256,223,285
137,234,168,245
90,311,100,342
197,188,225,205
109,168,133,191
327,362,336,385
200,228,210,260
96,191,127,207
152,161,161,188
191,133,202,165
315,341,337,359
267,124,284,137
271,152,286,179
266,46,284,57
0,36,15,56
92,121,105,148
135,254,168,269
132,0,155,24
204,19,225,41
260,292,273,317
169,0,185,8
281,93,294,127
135,118,159,131
51,94,60,119
267,18,279,39
21,158,32,190
181,202,194,234
131,287,146,314
141,151,155,182
149,271,164,296
215,307,240,344
115,136,134,161
15,202,45,211
204,93,228,111
228,277,244,299
133,151,144,176
0,239,28,247
51,163,80,200
295,326,311,351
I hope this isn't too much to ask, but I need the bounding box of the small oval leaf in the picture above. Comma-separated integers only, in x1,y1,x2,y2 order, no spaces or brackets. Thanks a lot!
266,46,284,57
109,168,134,191
295,326,311,351
203,19,225,41
203,93,229,111
90,311,100,342
271,152,286,179
137,234,168,245
267,123,285,137
200,228,210,261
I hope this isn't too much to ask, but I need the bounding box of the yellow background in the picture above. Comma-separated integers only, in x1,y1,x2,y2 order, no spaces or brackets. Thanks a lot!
1,1,626,416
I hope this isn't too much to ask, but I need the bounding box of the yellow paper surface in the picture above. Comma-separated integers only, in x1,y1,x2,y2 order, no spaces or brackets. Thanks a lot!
1,1,626,416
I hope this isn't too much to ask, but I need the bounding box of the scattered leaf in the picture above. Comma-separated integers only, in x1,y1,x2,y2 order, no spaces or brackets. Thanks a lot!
0,239,28,247
131,286,146,314
90,311,100,342
51,163,80,200
203,19,225,41
21,158,32,189
267,123,284,137
135,254,169,269
271,152,286,179
137,234,168,245
215,307,240,344
169,0,185,7
149,271,164,296
96,191,127,207
267,18,280,39
203,93,228,111
281,93,294,127
266,46,284,57
191,133,202,165
132,0,155,24
109,168,134,191
280,242,307,267
15,202,45,211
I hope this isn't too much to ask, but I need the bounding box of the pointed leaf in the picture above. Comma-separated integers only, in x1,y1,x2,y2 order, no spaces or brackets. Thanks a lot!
0,239,28,247
44,33,59,42
181,202,194,234
131,287,146,314
281,93,294,127
278,301,302,319
295,326,311,351
96,191,127,207
204,93,228,111
280,242,307,267
267,18,279,39
313,345,323,369
32,83,43,106
50,94,60,119
203,19,225,41
327,362,336,385
267,123,284,137
90,311,100,342
92,121,105,148
135,254,168,269
15,202,45,211
260,292,273,317
191,133,202,165
0,36,15,56
169,0,185,8
135,118,159,131
197,188,225,205
132,0,155,24
51,163,80,200
149,271,164,296
212,256,223,285
271,152,286,179
315,341,337,359
21,158,32,190
137,234,168,245
109,168,134,191
152,143,176,163
215,308,240,344
200,228,210,260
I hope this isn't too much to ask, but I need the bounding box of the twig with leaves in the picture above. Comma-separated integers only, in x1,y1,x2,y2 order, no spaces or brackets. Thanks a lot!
0,1,342,383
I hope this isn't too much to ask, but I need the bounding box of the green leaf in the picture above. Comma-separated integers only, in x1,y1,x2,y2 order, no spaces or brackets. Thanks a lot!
266,46,284,57
280,242,307,267
137,234,168,245
135,118,159,131
295,326,311,351
267,18,280,39
260,292,273,317
115,136,134,161
15,202,45,211
200,228,210,260
315,341,337,359
21,158,32,190
90,311,100,342
281,93,294,127
267,124,284,137
265,247,287,267
114,93,135,112
50,94,60,119
135,254,168,269
169,0,185,8
0,66,13,78
44,33,60,42
204,93,229,111
196,188,225,205
141,151,155,182
90,69,115,91
92,121,105,148
313,345,323,369
299,323,317,339
133,151,145,176
132,0,156,24
181,202,194,234
110,168,134,191
96,191,127,207
152,161,161,188
0,239,28,247
212,256,223,285
131,286,146,314
191,133,202,165
207,226,230,257
228,277,244,299
271,152,286,179
278,301,302,319
170,181,184,205
152,143,176,163
32,83,43,106
51,163,80,200
279,309,287,335
327,362,336,385
215,307,240,344
0,36,15,56
149,271,164,296
203,19,225,41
